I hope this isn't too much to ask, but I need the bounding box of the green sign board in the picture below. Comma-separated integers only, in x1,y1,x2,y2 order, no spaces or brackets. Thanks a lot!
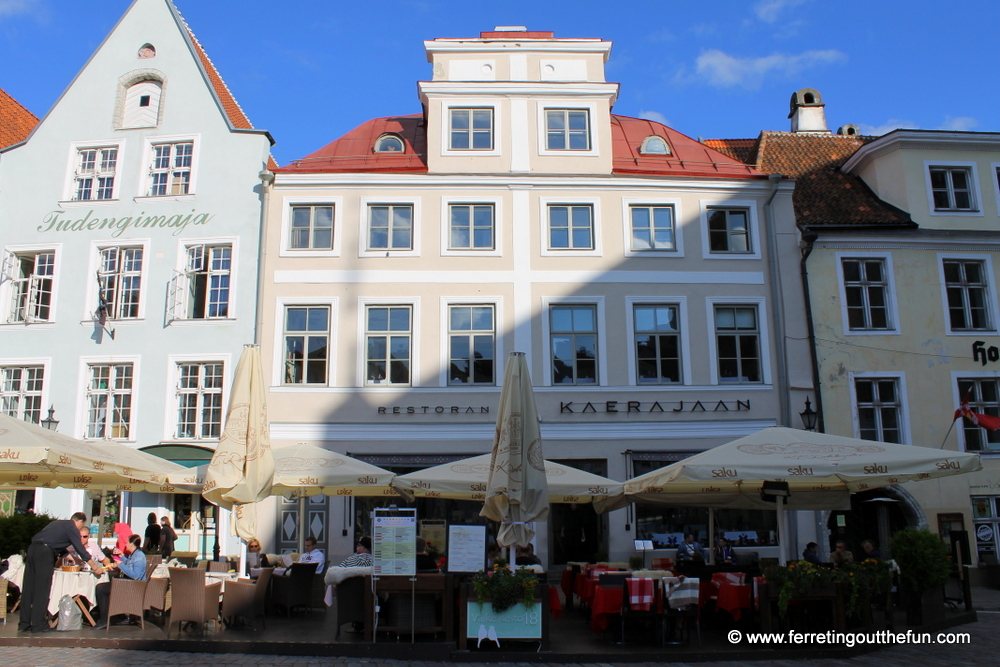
466,601,542,640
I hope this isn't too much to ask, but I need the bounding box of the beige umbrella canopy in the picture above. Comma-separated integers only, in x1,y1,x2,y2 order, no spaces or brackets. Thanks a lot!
480,352,549,548
202,345,275,540
597,426,982,513
270,443,396,497
0,412,189,490
393,453,620,503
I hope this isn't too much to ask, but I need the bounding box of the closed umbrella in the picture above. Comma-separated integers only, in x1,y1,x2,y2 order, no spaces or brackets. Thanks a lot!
480,352,549,548
202,344,275,541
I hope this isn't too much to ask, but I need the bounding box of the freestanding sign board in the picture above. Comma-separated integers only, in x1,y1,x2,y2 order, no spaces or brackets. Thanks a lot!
447,524,486,572
372,509,417,576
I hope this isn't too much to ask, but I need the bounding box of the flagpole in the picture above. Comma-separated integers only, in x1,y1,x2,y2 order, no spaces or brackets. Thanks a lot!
940,419,958,449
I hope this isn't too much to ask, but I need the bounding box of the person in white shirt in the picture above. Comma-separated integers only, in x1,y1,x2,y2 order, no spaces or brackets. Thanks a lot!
298,535,325,573
78,528,112,571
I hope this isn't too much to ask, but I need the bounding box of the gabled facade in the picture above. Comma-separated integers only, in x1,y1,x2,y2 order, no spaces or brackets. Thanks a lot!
261,29,813,564
0,0,273,554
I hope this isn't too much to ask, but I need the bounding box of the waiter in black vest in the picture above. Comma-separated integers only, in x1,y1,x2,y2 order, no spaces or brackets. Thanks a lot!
18,511,104,633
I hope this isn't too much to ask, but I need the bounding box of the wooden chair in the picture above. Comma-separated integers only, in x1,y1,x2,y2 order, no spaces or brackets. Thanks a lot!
221,567,273,631
271,561,318,616
105,577,149,631
167,567,222,636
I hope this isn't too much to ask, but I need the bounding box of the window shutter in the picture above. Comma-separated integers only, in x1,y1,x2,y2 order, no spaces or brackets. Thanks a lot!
165,269,189,323
25,275,42,323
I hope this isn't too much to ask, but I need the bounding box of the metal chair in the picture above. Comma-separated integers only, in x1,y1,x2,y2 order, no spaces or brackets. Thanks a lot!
620,578,660,645
167,567,222,636
222,567,273,630
271,561,318,616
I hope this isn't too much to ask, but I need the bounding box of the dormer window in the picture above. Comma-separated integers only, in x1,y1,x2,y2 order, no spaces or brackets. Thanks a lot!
122,79,162,128
374,134,404,153
639,135,671,156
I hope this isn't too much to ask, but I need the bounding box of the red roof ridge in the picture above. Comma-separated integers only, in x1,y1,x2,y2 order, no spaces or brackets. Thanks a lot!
176,12,253,130
0,87,39,149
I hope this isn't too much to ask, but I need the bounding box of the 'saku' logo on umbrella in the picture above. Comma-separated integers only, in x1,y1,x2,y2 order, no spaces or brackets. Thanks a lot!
738,442,884,461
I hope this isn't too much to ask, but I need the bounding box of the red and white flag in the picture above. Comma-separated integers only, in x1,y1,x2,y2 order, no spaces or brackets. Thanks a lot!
954,393,1000,431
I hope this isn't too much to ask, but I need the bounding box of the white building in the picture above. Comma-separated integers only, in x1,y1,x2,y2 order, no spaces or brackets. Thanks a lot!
0,0,273,554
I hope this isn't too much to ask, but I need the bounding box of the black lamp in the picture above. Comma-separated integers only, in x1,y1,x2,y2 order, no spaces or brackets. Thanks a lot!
799,397,818,431
40,406,59,431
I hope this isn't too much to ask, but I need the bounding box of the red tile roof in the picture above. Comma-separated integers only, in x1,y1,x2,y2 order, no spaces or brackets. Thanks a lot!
0,88,38,149
185,27,254,130
707,132,913,229
280,114,428,173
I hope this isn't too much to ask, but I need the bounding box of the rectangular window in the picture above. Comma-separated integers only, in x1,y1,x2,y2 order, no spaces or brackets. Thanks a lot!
282,306,329,385
545,109,590,150
149,142,193,196
3,251,54,323
175,362,224,440
448,305,494,385
855,377,902,443
930,167,975,211
842,258,891,330
548,205,593,250
366,306,411,385
289,205,334,250
74,147,118,201
185,245,231,318
634,305,680,384
85,363,133,439
708,208,751,253
449,108,493,150
98,246,143,320
368,205,413,250
715,305,761,383
449,204,494,249
0,365,44,424
551,305,597,385
944,259,991,331
630,205,675,251
958,378,1000,452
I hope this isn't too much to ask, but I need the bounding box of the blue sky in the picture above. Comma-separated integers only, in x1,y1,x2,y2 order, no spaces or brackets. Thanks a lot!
1,0,997,165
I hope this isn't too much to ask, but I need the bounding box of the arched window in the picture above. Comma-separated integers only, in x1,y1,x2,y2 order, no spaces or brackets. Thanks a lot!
122,79,162,128
640,135,671,155
374,134,404,153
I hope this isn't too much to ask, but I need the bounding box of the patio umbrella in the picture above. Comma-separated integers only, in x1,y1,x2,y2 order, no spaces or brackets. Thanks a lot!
480,352,549,548
270,443,396,497
392,453,621,504
202,344,275,541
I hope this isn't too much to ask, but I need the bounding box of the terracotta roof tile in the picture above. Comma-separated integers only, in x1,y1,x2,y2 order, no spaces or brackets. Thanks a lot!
0,88,38,149
279,114,427,173
182,25,253,130
702,138,759,166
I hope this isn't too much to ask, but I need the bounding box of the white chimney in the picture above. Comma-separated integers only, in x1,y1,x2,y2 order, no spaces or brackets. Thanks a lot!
789,88,829,133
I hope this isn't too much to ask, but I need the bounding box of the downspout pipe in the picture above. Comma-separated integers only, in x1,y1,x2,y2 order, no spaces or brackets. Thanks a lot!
763,173,790,426
799,229,824,432
254,168,275,346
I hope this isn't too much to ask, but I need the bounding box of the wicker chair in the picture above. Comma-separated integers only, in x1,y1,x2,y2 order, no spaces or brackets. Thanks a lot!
335,575,366,638
167,567,222,636
105,577,149,631
271,561,318,616
221,567,273,630
0,577,7,623
207,561,229,573
146,555,162,569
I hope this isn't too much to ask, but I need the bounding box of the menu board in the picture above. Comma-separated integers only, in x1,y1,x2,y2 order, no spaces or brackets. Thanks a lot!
372,514,417,576
447,524,486,573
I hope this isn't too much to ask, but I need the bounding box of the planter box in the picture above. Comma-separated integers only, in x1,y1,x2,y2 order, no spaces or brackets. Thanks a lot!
466,601,543,640
905,585,945,627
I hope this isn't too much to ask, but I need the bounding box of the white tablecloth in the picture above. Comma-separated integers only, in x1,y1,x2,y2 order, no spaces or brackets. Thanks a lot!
48,570,109,615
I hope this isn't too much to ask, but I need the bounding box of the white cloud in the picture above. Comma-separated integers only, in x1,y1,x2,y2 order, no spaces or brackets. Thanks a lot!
857,119,917,136
754,0,811,23
940,116,979,131
0,0,39,18
694,48,845,89
638,110,671,126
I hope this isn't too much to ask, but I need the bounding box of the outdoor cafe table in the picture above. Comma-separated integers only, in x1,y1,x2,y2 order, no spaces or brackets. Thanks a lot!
716,582,752,621
589,577,700,636
47,569,108,615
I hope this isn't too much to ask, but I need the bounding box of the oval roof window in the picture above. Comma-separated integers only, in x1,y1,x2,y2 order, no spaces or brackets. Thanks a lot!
640,135,671,155
374,134,404,153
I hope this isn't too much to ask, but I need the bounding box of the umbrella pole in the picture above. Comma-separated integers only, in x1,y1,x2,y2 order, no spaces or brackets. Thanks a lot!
297,495,307,554
776,496,786,566
708,508,715,565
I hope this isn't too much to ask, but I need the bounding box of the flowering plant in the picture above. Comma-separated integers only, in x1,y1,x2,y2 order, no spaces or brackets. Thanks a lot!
840,558,893,617
764,561,834,616
472,558,538,612
764,557,893,618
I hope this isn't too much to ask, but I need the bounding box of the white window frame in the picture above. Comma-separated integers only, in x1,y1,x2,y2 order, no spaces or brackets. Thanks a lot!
952,370,1000,455
925,160,983,217
136,134,200,201
270,297,338,391
279,302,334,387
167,236,239,325
625,296,692,387
86,239,150,323
938,253,999,335
699,200,761,260
358,197,421,258
75,355,141,442
358,297,419,388
164,354,231,443
539,197,601,257
621,197,684,257
540,296,607,387
0,357,51,425
536,101,600,157
279,196,343,257
991,162,1000,218
835,251,900,336
1,243,62,325
439,296,503,387
440,196,502,257
705,296,771,385
62,140,125,205
441,102,501,156
848,371,909,444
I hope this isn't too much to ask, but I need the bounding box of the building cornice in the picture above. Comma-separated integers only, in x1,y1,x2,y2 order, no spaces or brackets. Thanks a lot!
842,129,1000,174
418,80,619,104
424,39,613,60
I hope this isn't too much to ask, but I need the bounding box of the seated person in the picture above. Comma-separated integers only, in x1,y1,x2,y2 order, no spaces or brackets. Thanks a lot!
714,537,735,564
675,534,705,564
515,544,541,566
415,537,438,571
339,536,373,567
93,534,147,628
831,540,854,566
802,541,822,564
78,527,113,571
298,535,325,574
247,537,269,567
861,539,884,560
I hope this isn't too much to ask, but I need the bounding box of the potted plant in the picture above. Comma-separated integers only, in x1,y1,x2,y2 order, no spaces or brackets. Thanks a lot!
472,559,538,612
839,559,894,621
763,561,836,617
891,528,950,626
